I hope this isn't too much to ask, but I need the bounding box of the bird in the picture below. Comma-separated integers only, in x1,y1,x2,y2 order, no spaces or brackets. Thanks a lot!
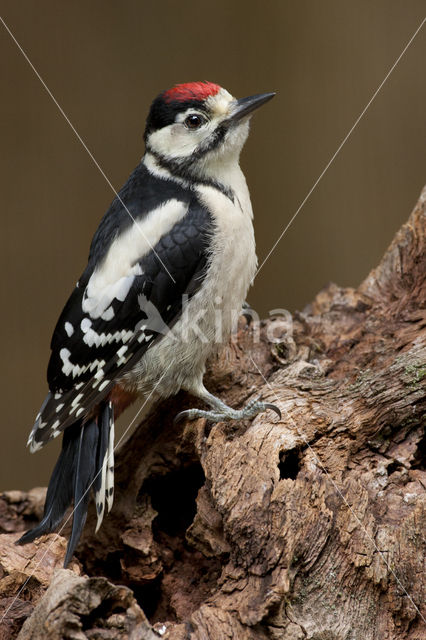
17,81,279,567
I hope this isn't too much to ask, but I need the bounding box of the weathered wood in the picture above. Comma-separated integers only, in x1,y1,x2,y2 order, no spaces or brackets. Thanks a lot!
18,569,158,640
1,188,424,639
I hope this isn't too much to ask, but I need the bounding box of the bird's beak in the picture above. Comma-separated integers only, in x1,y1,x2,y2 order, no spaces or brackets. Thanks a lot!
227,92,276,123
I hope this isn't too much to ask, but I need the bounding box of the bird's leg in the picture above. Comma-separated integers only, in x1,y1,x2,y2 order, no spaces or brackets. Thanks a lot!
174,387,281,424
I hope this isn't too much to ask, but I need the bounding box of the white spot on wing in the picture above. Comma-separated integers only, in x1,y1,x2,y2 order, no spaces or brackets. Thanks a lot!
64,322,74,337
81,318,92,333
116,344,130,366
83,326,134,348
101,306,115,321
29,440,43,453
60,348,85,378
71,393,84,407
89,359,105,372
138,333,153,343
117,345,128,358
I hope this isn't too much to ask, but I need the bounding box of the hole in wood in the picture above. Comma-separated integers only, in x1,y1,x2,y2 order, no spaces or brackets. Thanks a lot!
278,448,300,480
144,463,205,537
412,432,425,471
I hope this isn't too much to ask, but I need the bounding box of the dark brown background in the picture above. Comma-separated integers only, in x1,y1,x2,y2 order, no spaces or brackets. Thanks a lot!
1,1,425,490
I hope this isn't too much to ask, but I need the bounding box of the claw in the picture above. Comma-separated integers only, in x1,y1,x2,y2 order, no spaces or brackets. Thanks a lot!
174,410,190,425
264,403,281,420
174,399,281,426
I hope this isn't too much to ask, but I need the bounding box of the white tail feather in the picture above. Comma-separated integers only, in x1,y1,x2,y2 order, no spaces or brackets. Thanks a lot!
95,450,108,533
106,415,115,513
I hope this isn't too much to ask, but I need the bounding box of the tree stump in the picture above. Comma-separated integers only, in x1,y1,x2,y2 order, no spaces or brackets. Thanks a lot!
1,188,425,639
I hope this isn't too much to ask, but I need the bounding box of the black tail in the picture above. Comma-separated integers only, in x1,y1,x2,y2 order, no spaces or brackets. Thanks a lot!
17,402,114,567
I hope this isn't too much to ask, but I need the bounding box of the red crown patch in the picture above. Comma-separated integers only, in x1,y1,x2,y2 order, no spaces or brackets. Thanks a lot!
163,81,221,103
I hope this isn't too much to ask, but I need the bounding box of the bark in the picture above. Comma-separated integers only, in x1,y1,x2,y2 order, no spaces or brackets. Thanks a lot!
1,188,425,640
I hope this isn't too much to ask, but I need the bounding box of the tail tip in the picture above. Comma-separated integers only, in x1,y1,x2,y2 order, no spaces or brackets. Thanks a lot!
15,530,34,546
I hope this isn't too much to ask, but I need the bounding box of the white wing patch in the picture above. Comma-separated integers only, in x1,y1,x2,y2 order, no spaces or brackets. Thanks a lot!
83,264,142,319
82,199,188,320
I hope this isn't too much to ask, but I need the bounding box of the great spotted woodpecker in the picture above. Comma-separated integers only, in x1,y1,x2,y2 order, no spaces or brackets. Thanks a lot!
18,81,278,566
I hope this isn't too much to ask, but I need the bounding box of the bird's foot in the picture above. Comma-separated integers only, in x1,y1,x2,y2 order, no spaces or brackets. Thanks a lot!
174,396,281,424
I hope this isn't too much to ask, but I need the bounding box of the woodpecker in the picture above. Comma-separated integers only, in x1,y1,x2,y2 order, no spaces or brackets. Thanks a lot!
18,81,278,566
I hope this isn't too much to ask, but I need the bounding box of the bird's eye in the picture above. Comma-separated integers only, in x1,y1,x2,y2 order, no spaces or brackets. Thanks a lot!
184,114,204,129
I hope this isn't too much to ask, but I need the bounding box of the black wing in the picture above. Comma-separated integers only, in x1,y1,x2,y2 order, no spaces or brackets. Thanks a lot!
29,174,212,451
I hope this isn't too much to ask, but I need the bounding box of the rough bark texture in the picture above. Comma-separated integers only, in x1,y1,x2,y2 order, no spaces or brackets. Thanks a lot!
1,188,425,639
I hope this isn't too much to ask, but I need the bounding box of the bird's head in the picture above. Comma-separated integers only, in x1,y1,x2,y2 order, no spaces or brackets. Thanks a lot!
144,81,275,180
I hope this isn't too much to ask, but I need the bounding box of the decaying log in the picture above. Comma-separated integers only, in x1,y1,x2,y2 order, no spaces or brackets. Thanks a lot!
17,569,158,640
0,188,425,639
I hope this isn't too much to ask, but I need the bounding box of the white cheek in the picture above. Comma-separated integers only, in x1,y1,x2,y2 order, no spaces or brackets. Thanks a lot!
227,119,250,149
170,125,200,154
150,125,199,158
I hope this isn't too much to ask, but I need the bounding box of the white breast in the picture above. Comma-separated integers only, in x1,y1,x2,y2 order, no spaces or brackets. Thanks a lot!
124,165,257,398
196,166,257,335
